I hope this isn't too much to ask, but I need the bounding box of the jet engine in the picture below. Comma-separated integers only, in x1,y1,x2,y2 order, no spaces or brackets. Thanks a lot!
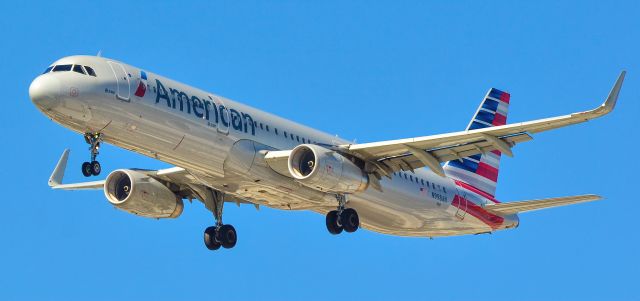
104,169,183,219
288,144,368,194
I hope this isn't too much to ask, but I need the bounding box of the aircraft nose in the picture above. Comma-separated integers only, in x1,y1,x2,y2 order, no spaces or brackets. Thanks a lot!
29,75,62,109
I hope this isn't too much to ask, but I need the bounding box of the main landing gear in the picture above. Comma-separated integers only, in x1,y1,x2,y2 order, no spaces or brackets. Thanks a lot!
81,132,102,177
203,189,238,251
326,194,360,235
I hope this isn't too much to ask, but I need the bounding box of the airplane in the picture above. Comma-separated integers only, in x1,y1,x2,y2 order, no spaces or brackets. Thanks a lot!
29,55,625,250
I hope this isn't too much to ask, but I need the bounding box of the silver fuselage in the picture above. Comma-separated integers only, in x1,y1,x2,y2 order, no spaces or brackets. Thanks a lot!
30,55,518,237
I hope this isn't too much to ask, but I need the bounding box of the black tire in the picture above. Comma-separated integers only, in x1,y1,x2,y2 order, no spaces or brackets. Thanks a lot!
90,161,101,176
341,208,359,233
326,210,343,235
218,224,237,249
81,162,92,177
204,226,221,250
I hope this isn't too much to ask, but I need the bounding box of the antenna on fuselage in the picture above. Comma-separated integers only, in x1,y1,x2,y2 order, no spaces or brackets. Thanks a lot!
96,50,102,57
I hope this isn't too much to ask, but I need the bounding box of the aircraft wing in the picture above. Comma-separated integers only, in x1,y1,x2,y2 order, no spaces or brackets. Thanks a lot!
48,149,192,190
341,72,625,178
47,149,253,209
484,194,602,215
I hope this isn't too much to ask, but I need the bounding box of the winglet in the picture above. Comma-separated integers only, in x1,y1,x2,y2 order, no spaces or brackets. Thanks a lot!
49,149,70,187
594,71,625,116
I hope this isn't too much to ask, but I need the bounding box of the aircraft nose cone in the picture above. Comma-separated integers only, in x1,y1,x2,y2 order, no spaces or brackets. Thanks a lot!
29,75,62,109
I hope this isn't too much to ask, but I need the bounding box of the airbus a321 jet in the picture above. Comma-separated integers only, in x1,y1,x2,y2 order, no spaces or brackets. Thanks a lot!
29,55,625,250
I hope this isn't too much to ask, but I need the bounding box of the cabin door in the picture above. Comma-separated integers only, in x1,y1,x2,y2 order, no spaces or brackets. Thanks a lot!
107,61,130,101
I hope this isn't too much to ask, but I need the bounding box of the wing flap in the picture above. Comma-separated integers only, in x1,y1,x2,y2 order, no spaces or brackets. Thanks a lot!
484,194,602,215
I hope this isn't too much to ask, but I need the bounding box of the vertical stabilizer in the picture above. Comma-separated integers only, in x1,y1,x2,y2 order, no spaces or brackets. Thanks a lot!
443,88,510,196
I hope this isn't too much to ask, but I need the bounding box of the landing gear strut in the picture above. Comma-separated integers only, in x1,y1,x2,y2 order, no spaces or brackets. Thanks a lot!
202,188,238,250
326,194,360,235
81,132,102,177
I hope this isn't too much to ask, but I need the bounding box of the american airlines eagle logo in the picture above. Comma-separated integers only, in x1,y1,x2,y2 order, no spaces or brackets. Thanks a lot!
134,70,148,97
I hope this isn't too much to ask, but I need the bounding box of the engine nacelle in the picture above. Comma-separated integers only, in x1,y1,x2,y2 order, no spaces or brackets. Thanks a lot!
288,144,368,194
104,169,183,219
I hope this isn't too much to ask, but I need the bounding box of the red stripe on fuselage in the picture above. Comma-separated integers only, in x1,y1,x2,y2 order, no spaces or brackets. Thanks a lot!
454,180,500,203
452,195,505,229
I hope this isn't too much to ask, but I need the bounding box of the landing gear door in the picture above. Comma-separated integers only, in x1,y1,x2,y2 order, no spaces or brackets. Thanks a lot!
108,61,130,102
212,96,229,135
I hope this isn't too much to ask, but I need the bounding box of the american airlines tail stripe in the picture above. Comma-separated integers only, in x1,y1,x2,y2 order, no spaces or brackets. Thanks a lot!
455,180,500,203
489,89,510,104
481,153,500,169
476,162,499,182
445,167,497,196
481,99,499,112
492,113,507,126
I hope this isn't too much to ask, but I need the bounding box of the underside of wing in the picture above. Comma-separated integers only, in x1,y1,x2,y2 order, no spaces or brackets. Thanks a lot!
343,71,625,178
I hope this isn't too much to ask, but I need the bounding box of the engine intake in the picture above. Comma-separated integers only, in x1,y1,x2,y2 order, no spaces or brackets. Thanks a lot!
288,144,368,193
104,169,183,219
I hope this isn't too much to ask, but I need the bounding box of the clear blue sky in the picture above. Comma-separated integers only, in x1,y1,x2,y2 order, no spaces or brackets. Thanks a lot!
2,1,638,300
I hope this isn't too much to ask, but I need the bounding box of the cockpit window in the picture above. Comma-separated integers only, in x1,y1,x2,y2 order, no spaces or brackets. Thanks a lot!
84,66,97,77
72,65,85,74
42,64,97,77
52,64,72,72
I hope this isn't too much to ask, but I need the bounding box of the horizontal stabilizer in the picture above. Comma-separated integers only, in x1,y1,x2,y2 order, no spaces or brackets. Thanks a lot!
485,194,602,215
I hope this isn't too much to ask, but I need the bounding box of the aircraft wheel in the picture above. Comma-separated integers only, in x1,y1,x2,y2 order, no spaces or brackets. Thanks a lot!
326,210,343,235
341,208,359,233
218,224,237,249
81,162,92,177
204,226,221,250
90,161,101,176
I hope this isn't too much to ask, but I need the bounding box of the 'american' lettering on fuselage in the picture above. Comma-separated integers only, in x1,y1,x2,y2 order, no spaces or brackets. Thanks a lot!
154,79,256,136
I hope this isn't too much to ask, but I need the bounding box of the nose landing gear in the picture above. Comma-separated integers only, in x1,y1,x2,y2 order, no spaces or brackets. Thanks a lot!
325,194,360,235
81,133,102,177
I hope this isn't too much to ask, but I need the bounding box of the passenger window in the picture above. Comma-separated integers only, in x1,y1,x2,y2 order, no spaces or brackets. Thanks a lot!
284,131,288,138
302,138,306,143
84,66,97,76
72,65,85,74
275,128,279,135
266,125,270,132
52,64,72,72
259,123,264,130
421,179,425,185
291,134,294,141
43,66,53,74
296,136,300,142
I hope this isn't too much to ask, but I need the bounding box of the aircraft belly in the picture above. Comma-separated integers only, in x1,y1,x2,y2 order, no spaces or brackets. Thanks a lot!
341,180,493,237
